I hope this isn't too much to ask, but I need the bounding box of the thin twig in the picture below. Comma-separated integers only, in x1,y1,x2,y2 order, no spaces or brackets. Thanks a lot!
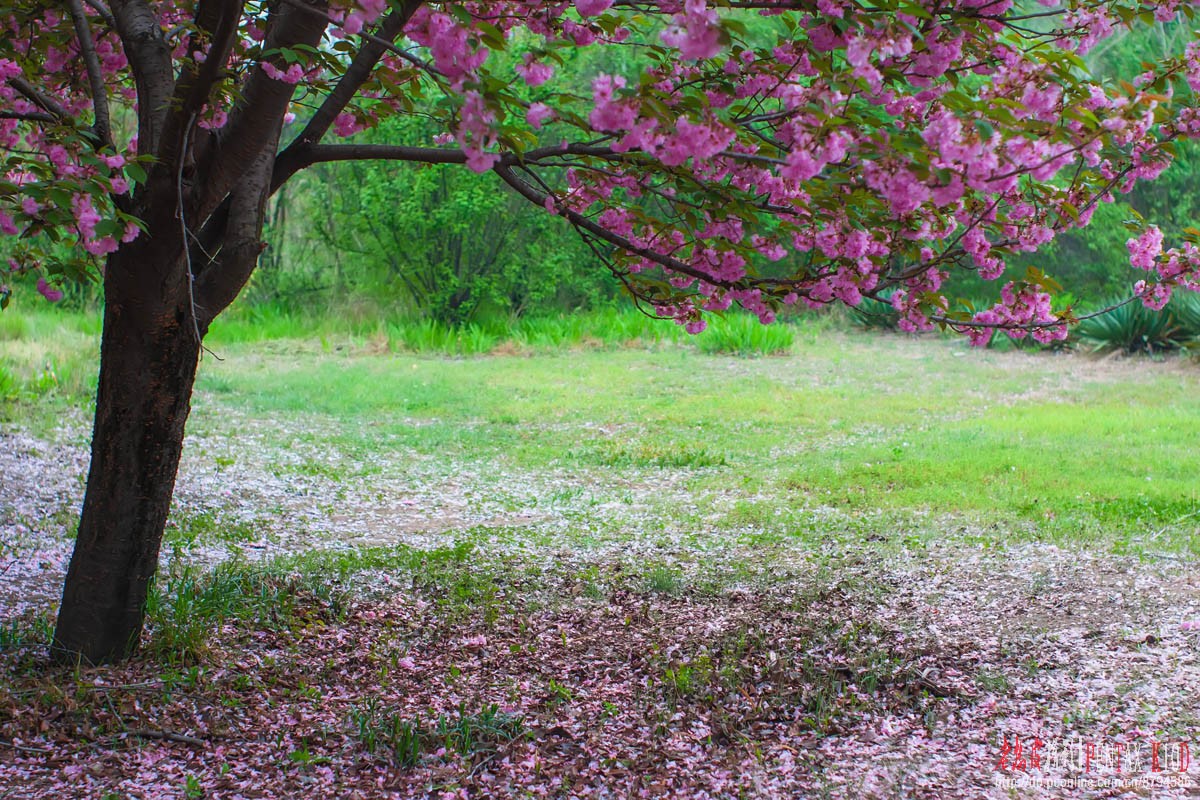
0,739,52,755
275,0,441,76
176,113,204,346
126,728,208,746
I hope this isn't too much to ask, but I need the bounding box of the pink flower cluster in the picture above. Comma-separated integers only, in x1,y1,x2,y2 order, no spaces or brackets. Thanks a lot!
968,283,1067,347
1126,225,1200,310
661,0,722,60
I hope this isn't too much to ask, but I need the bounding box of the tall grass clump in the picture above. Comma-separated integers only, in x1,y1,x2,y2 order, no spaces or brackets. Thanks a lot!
386,310,692,354
349,700,525,767
206,301,330,344
694,314,794,356
143,560,347,664
387,319,500,355
1168,290,1200,335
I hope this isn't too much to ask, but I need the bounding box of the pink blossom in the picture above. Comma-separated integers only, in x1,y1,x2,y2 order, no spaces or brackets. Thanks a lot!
589,75,636,132
1127,226,1163,271
515,55,554,88
198,109,228,130
85,236,118,256
457,91,499,173
661,0,722,60
262,62,306,85
36,277,63,302
334,112,363,138
526,103,554,130
575,0,613,16
1135,279,1172,310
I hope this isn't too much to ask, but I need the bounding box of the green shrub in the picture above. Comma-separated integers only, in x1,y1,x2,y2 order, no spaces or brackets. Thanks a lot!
1168,290,1200,335
1076,297,1193,353
848,293,900,330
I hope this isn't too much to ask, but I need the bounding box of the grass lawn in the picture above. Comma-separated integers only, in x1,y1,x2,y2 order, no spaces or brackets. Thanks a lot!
2,311,1199,798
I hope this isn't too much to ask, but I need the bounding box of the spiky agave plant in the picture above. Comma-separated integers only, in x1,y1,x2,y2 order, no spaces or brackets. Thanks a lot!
1076,298,1192,354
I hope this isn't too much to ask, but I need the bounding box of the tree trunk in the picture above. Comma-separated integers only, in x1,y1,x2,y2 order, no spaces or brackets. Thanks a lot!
53,241,201,665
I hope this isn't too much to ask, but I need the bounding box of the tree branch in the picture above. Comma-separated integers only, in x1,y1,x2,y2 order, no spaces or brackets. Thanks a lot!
82,0,118,29
194,124,283,326
66,0,113,147
9,77,71,120
195,0,328,221
109,0,175,156
271,1,424,192
156,0,244,172
0,111,57,123
493,164,734,290
272,141,629,192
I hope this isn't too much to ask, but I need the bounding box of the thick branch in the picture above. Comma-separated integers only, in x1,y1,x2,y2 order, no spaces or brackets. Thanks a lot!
272,2,423,191
195,0,328,221
0,110,57,123
271,142,625,193
193,127,279,325
10,78,71,120
67,0,113,147
296,3,419,144
157,0,243,171
110,0,174,155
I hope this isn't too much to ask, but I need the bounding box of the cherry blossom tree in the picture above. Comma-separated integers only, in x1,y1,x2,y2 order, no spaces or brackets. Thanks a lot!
3,0,1200,663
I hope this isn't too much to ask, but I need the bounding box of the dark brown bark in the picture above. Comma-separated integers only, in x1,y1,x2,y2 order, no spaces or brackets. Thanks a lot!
51,0,458,665
110,0,174,157
53,234,201,664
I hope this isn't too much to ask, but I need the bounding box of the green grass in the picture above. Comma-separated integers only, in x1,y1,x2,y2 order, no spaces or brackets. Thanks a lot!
139,541,516,664
6,304,1200,558
348,700,525,767
190,333,1199,552
0,304,100,412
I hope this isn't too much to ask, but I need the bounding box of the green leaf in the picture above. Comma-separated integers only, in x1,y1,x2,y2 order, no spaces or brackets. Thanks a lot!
124,160,146,184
